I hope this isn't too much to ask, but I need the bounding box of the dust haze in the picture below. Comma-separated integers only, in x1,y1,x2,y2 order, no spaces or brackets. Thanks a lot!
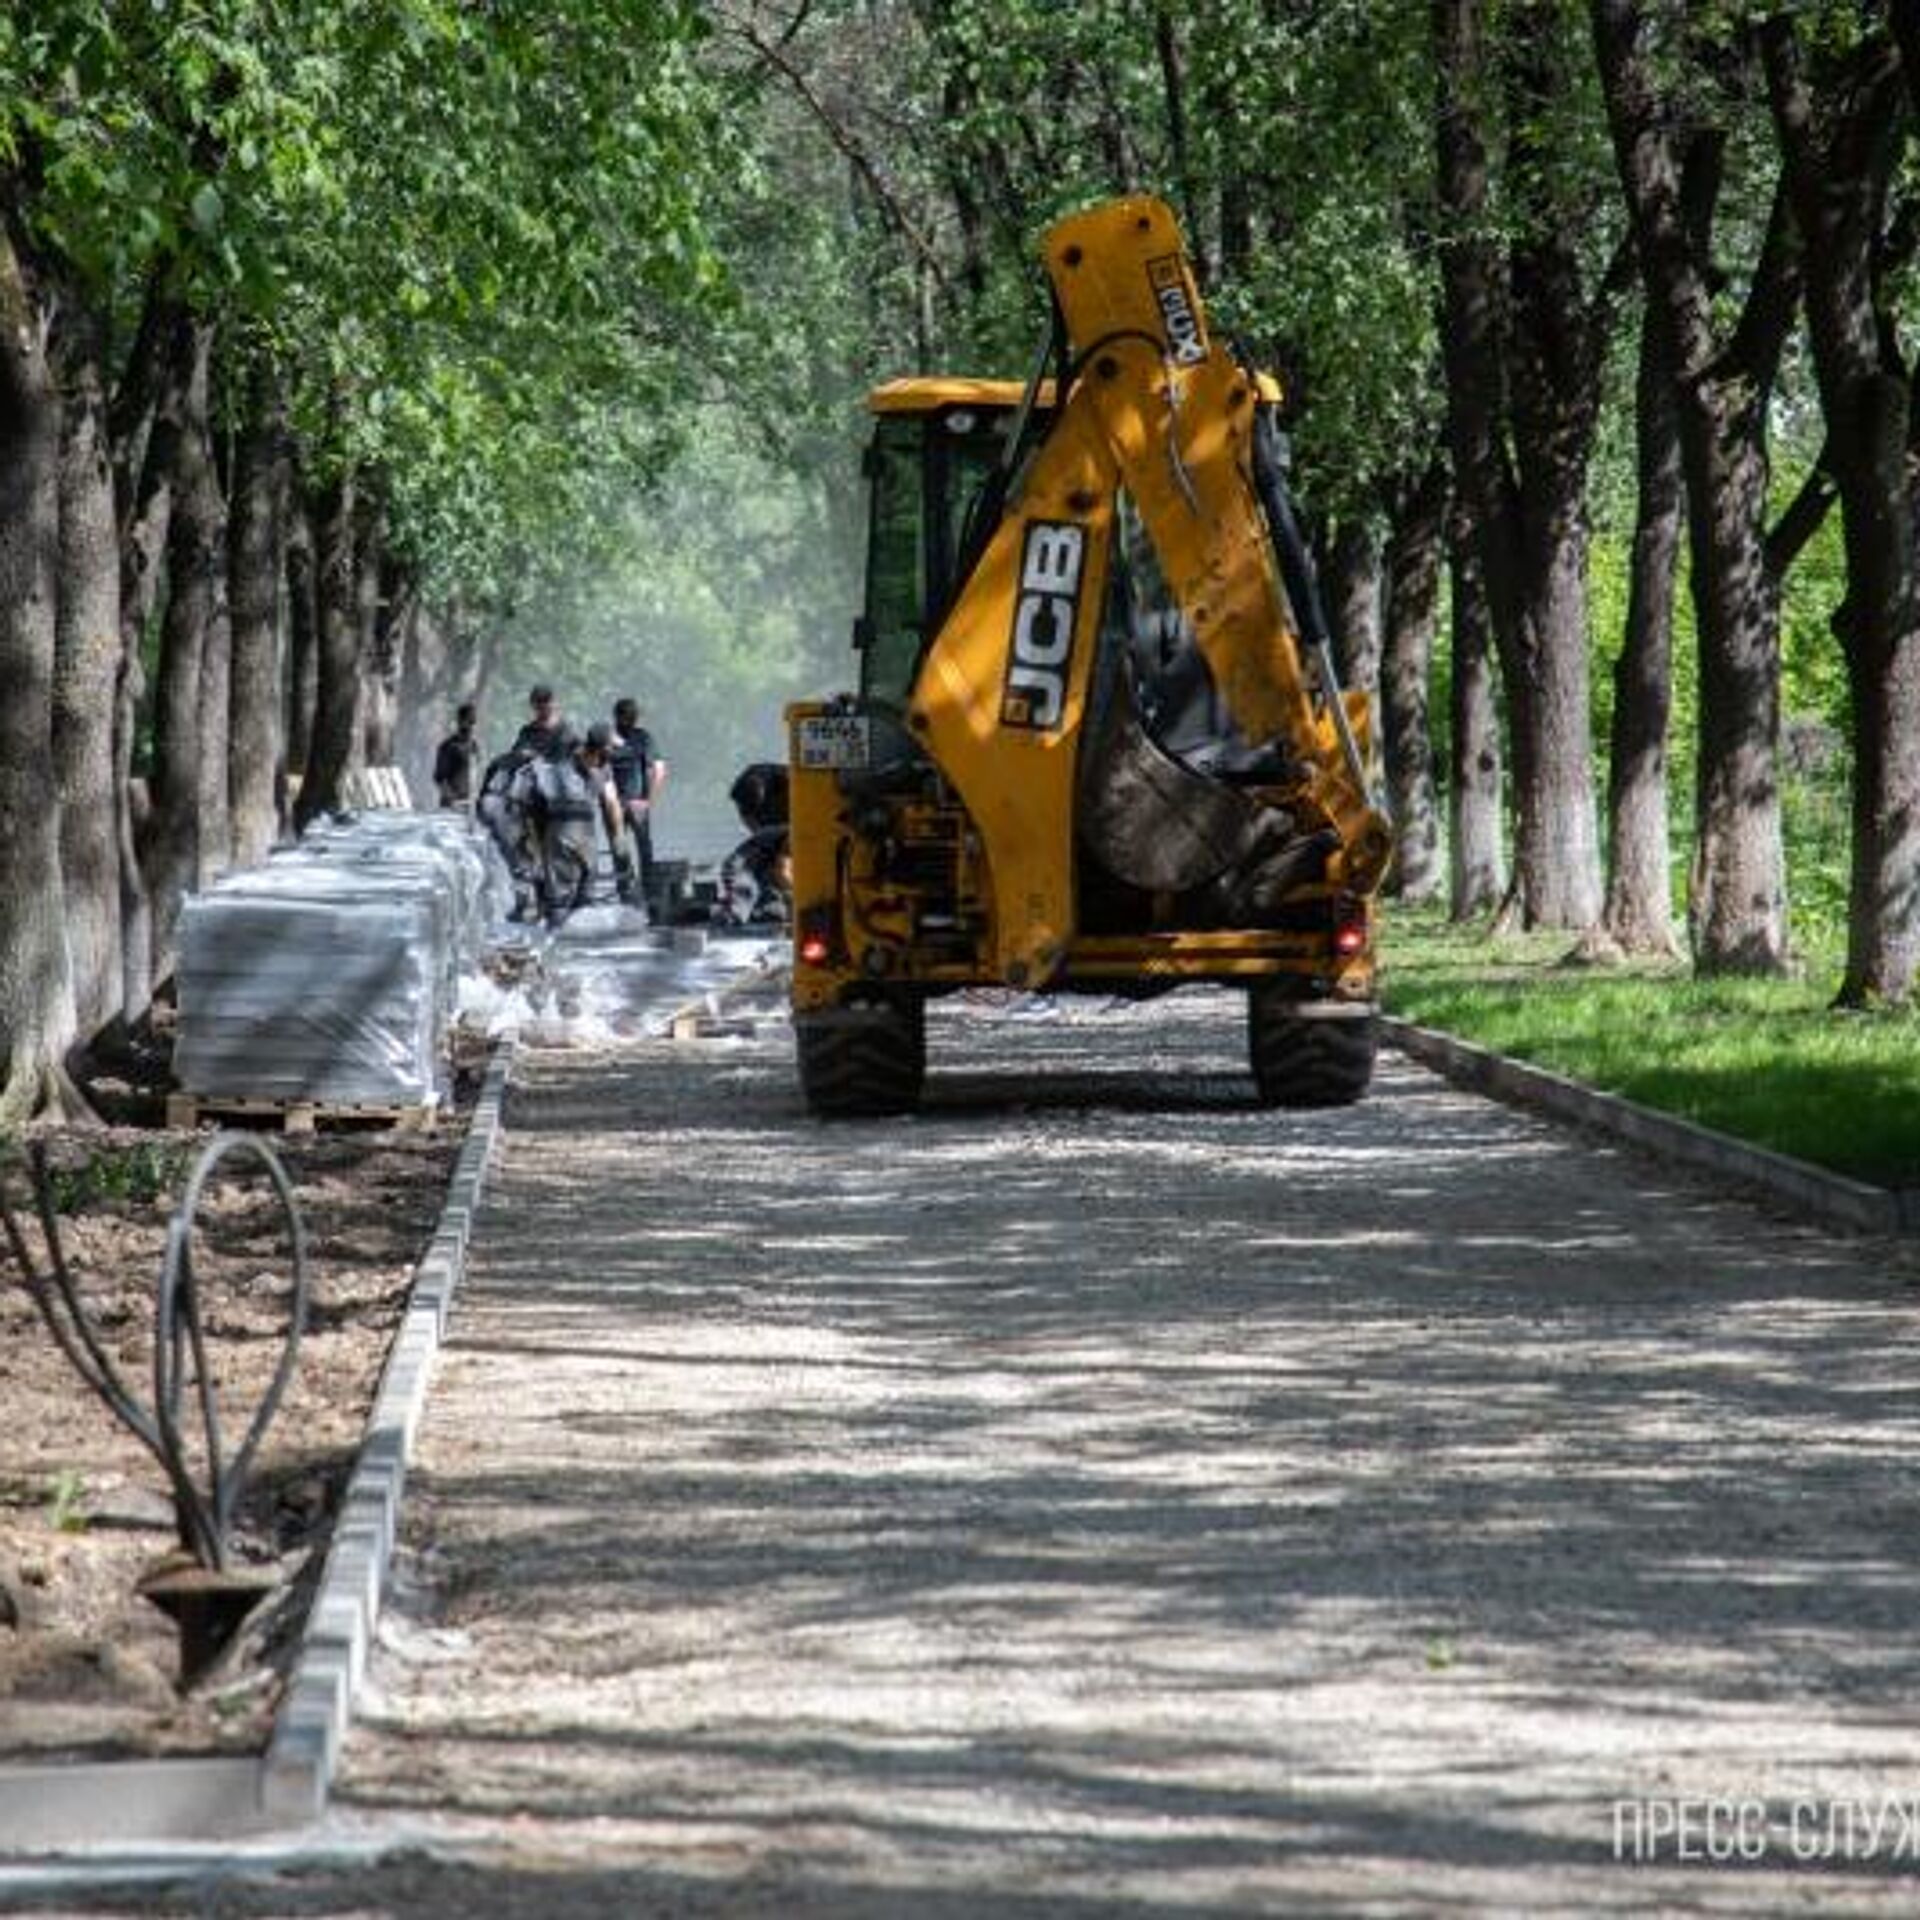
476,419,865,868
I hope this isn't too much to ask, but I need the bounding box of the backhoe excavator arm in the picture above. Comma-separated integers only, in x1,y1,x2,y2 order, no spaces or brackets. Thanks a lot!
906,197,1392,989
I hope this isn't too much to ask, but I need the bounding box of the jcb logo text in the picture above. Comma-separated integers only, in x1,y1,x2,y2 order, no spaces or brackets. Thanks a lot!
1003,522,1085,731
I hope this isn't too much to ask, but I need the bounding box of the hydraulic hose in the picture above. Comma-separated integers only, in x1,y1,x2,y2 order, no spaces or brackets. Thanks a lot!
1247,407,1378,810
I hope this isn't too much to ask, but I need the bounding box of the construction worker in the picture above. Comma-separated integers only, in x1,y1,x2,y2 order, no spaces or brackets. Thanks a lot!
715,761,791,927
608,696,669,907
477,745,543,921
432,702,482,810
511,684,573,763
517,722,623,926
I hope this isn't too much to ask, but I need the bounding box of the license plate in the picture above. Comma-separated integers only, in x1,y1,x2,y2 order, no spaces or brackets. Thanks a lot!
795,715,871,770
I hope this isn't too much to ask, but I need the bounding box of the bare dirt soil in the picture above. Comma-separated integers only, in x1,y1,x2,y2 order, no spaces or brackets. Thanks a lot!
0,1124,457,1761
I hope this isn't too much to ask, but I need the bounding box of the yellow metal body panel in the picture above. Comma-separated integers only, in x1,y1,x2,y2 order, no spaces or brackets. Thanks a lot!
786,700,847,1014
869,377,1044,413
867,370,1283,415
906,406,1116,986
900,195,1385,988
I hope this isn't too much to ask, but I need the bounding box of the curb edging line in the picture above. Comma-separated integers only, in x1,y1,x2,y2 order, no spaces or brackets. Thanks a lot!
260,1035,516,1820
1381,1016,1912,1237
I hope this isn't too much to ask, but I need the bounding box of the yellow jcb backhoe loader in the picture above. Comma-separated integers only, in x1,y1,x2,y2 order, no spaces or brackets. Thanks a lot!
786,194,1394,1114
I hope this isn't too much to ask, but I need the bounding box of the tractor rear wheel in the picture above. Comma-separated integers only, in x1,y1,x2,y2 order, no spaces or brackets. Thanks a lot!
796,997,927,1116
1247,988,1376,1108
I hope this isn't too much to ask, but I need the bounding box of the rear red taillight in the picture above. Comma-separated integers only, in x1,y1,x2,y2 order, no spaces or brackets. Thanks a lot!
798,906,835,968
1333,919,1368,957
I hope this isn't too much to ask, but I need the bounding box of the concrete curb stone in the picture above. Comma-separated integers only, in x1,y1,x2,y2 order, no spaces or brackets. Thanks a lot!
1381,1015,1918,1238
260,1036,517,1822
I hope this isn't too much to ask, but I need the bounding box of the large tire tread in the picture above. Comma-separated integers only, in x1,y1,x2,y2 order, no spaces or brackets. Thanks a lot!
797,1001,926,1116
1248,995,1376,1108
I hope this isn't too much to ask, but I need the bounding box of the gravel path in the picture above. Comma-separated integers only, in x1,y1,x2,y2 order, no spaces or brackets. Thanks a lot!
101,993,1920,1912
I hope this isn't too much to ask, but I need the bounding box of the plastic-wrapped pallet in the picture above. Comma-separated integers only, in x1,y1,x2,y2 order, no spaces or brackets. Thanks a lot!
300,810,510,955
174,857,455,1107
297,815,494,968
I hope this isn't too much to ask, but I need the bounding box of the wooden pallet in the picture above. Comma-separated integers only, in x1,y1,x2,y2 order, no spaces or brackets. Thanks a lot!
664,955,791,1043
165,1091,440,1135
668,1010,770,1042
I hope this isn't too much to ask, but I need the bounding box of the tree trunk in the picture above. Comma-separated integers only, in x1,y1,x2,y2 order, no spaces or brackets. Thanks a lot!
1153,7,1211,282
284,488,319,782
107,292,188,1025
1212,73,1253,286
140,316,223,970
356,507,397,768
396,594,449,805
1382,463,1447,903
111,285,178,519
1681,323,1790,975
1435,0,1608,930
1836,557,1920,1005
113,637,153,1026
189,345,232,886
1324,520,1384,759
51,298,126,1040
228,385,286,869
471,618,504,724
1764,18,1920,1006
295,471,359,829
1594,0,1794,975
112,288,187,663
1602,300,1681,954
0,217,77,1121
376,571,417,781
1509,478,1605,926
1448,508,1506,916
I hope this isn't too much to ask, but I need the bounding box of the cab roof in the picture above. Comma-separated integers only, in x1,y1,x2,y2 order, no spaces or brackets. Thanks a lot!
867,370,1283,415
867,378,1044,414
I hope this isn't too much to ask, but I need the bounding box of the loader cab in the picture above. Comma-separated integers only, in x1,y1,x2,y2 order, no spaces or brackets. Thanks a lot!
856,380,1033,714
854,378,1247,781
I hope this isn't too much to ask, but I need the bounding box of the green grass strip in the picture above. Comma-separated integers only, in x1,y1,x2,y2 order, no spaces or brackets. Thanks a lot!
1380,909,1920,1190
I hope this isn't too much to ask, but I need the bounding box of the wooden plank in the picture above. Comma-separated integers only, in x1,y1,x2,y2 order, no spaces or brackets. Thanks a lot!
662,953,791,1043
670,1012,766,1042
166,1093,438,1134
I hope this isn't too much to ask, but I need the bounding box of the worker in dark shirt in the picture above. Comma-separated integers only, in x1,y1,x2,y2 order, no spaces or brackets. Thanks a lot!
608,696,669,908
511,684,573,762
716,761,791,927
432,702,481,810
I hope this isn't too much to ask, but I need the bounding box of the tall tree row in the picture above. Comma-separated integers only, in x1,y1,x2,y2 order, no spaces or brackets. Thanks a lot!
5,0,1918,1130
746,0,1914,1004
1434,0,1617,932
0,0,738,1119
1760,7,1920,1005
